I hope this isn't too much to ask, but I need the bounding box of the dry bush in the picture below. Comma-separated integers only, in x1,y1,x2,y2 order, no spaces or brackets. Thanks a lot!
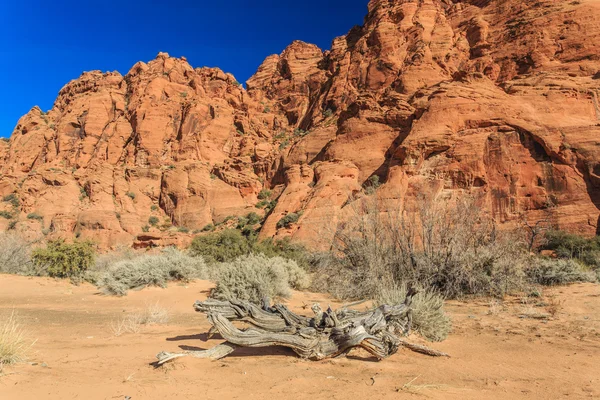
376,285,451,342
98,248,207,296
525,258,596,286
312,195,526,301
111,303,169,336
210,254,309,304
0,233,39,276
0,311,34,368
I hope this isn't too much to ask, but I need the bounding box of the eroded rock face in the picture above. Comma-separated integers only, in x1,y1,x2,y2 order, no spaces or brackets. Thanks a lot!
2,0,600,249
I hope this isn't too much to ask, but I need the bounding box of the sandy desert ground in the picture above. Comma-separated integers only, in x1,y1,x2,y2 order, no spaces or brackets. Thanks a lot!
0,275,599,400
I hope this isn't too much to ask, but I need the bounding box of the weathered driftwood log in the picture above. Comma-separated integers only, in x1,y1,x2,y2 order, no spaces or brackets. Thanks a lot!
156,289,448,365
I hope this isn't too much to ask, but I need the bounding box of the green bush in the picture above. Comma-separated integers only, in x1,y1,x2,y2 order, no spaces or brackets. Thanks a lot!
97,248,208,296
376,285,451,342
201,224,215,232
525,258,596,286
151,205,159,212
178,226,190,233
363,175,381,195
246,212,261,226
276,212,302,229
2,194,19,208
126,192,136,200
189,229,250,263
252,237,310,270
255,200,269,209
541,230,600,269
210,254,308,304
257,189,272,200
32,240,95,278
26,213,43,222
148,216,159,226
0,211,13,219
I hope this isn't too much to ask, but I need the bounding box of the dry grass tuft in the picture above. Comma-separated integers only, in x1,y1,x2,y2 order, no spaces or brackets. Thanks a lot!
0,311,34,369
110,303,170,336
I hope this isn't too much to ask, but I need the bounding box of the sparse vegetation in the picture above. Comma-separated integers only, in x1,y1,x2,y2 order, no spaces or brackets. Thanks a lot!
311,196,526,301
376,285,451,342
0,233,36,276
189,229,250,263
0,211,13,219
151,205,159,212
26,213,43,222
277,212,302,229
201,223,215,232
258,189,272,200
111,303,170,336
97,248,207,296
363,175,381,195
323,108,333,118
32,240,95,279
0,311,33,368
210,254,309,304
126,192,136,200
2,194,19,208
148,216,159,226
525,258,595,286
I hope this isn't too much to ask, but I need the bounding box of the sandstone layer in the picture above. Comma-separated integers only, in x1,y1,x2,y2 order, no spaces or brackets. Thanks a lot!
2,0,600,249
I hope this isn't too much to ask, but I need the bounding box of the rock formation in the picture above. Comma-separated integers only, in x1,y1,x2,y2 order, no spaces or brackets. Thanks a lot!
2,0,600,249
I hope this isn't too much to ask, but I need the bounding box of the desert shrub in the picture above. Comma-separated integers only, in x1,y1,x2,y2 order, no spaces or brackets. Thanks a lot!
257,189,272,200
246,212,262,226
252,237,311,270
0,211,13,219
201,223,215,232
210,254,308,304
189,229,250,263
126,192,136,200
26,213,43,222
148,216,159,226
2,194,19,208
376,285,451,342
363,175,381,195
312,196,526,300
97,248,207,296
277,212,302,229
111,303,169,336
0,233,37,276
83,247,138,284
0,311,33,367
32,240,95,278
541,230,600,269
178,226,190,233
525,258,596,286
255,200,269,209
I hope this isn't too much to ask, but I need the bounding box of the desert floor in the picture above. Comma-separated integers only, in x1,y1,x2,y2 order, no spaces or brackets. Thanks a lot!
0,275,599,399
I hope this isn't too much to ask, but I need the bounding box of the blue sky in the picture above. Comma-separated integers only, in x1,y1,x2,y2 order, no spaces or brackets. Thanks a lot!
0,0,368,137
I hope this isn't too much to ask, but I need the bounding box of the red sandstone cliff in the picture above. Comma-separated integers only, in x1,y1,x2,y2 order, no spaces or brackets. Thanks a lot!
2,0,600,249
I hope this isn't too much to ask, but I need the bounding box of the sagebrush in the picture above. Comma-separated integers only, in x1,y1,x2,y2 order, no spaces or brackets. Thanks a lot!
0,233,37,276
376,285,451,342
210,254,309,304
98,248,208,296
312,196,526,300
525,258,596,286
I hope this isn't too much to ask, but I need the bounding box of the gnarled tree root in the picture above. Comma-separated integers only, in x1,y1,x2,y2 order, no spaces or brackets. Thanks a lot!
157,291,449,364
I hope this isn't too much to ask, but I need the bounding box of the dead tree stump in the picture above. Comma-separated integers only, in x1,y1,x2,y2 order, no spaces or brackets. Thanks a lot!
157,289,448,364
